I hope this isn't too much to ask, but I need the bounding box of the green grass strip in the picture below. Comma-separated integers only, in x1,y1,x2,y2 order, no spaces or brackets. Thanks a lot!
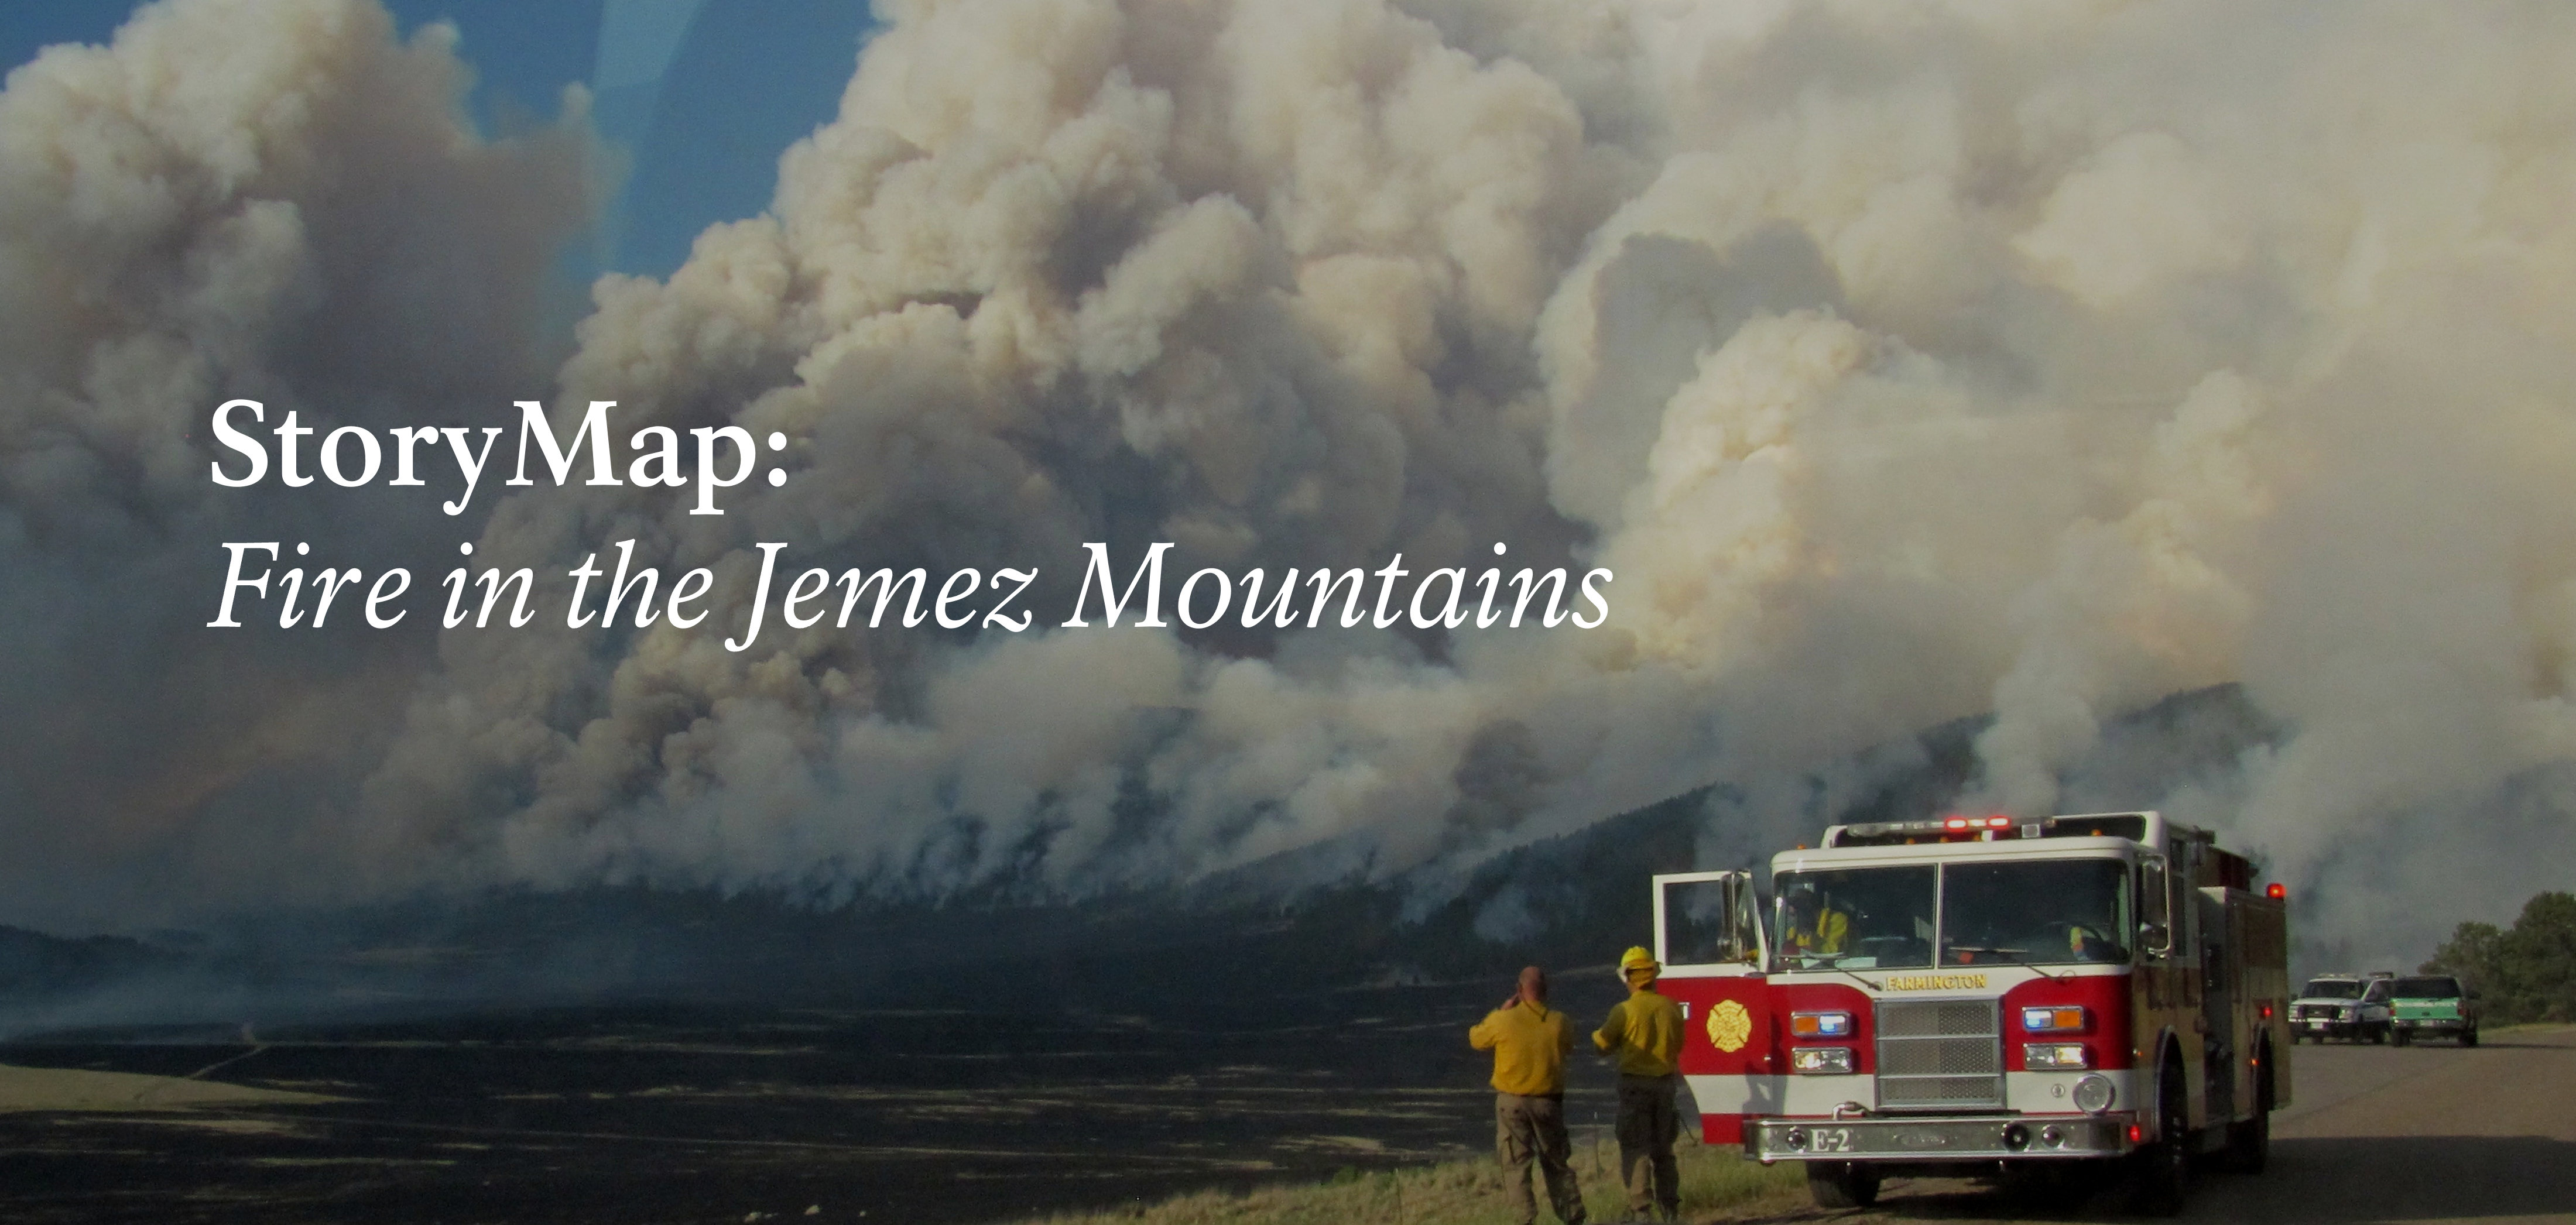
1016,1134,1806,1225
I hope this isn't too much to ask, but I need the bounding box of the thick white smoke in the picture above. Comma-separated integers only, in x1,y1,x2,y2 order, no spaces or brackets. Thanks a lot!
11,0,2576,967
0,0,595,929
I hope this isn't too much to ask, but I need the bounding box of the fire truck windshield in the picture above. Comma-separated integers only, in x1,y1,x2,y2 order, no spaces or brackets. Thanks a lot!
1937,859,2132,967
1772,866,1936,969
1772,858,2133,972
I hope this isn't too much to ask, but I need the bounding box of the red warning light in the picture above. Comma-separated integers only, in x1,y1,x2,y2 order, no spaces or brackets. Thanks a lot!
2266,883,2286,900
1944,816,1971,831
2128,1124,2145,1144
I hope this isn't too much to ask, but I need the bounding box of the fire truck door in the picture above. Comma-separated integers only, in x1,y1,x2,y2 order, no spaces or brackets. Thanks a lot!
1653,871,1773,1145
2198,890,2235,1124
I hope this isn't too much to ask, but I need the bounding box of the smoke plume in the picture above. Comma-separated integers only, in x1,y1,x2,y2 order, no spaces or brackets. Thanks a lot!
9,0,2576,968
0,0,594,929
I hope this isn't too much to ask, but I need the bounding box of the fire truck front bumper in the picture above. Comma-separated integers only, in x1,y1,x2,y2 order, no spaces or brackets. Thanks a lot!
1745,1114,2137,1164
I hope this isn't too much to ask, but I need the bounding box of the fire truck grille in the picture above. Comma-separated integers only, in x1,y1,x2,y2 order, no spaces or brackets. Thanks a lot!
1873,999,2002,1110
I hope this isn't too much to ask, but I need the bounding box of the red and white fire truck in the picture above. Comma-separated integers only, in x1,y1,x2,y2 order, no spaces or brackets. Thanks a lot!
1649,810,2290,1214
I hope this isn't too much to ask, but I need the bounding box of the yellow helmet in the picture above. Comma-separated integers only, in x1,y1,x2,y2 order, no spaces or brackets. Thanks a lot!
1619,946,1660,975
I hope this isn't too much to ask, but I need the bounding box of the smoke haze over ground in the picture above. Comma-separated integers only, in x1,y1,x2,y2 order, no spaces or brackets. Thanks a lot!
6,0,2576,972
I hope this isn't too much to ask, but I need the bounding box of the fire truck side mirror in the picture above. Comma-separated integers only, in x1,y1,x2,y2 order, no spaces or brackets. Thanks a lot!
2139,852,2174,958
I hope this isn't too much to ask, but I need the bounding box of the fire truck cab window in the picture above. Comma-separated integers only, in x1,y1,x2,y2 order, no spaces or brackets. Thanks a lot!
1659,878,1760,965
1938,859,2132,967
1772,866,1935,970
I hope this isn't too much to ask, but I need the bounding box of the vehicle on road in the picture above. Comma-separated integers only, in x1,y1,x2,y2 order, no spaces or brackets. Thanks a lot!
2388,974,2480,1046
1652,810,2289,1217
2289,974,2392,1044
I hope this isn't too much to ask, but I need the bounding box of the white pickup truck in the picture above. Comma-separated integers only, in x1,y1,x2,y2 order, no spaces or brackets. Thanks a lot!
2286,973,2391,1044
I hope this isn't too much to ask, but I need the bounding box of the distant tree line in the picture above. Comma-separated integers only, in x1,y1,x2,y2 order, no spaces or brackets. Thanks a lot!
2421,891,2576,1024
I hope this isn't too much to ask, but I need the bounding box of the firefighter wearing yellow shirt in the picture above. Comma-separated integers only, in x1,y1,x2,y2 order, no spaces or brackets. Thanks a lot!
1594,947,1684,1223
1469,966,1587,1225
1782,890,1849,957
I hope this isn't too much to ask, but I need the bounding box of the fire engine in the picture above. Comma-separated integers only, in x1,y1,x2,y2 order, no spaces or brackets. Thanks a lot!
1648,810,2289,1214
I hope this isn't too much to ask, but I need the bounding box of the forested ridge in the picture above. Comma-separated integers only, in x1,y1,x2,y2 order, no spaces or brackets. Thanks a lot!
2423,892,2576,1023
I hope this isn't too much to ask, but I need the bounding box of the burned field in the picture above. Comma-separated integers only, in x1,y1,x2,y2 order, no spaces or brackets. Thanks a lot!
0,981,1630,1224
0,827,1645,1224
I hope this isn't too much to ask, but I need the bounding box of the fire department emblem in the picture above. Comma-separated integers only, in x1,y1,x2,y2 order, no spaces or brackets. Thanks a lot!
1707,999,1752,1053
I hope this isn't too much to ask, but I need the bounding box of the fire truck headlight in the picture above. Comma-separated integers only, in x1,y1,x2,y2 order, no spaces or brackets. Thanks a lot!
2020,1006,2089,1033
2072,1073,2116,1113
1790,1046,1855,1075
2023,1042,2091,1069
1789,1011,1853,1038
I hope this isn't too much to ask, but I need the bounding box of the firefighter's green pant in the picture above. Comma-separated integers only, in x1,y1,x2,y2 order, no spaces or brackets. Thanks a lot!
1616,1074,1681,1220
1495,1091,1586,1225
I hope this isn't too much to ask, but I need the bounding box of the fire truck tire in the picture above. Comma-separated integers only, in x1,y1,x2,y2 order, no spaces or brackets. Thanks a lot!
1805,1161,1882,1209
2127,1055,2192,1216
2222,1046,2273,1175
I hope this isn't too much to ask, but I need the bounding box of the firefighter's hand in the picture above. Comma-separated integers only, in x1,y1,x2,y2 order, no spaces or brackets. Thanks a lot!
1500,995,1521,1011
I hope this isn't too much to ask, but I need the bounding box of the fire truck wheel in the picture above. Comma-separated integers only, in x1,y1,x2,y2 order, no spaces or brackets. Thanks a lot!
1805,1161,1882,1209
2127,1055,2191,1216
2222,1046,2273,1175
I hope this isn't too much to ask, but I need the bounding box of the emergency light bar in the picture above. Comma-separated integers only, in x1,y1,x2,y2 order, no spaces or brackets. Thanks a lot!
1824,811,2152,847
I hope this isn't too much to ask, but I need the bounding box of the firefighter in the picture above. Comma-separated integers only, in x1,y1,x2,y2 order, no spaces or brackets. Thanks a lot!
1593,946,1684,1223
1782,888,1848,956
1469,966,1587,1225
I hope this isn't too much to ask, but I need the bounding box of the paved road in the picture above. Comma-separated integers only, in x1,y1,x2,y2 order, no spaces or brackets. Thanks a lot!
1783,1025,2576,1224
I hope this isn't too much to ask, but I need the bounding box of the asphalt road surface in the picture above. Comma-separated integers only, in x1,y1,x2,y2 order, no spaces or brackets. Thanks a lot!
1801,1025,2576,1224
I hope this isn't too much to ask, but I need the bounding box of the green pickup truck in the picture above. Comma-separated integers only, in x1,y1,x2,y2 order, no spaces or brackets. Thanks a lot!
2388,974,2481,1046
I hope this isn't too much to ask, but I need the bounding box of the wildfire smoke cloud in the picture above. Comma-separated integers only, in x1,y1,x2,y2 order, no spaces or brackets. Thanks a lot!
6,0,2576,965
